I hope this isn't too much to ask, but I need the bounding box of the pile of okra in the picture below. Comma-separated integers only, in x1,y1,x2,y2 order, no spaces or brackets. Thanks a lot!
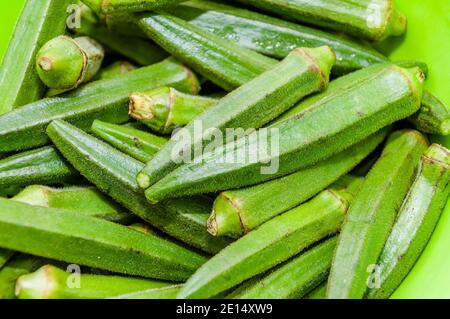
0,0,448,300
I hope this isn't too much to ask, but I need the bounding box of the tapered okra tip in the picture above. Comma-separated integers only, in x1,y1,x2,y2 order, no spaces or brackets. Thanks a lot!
209,193,245,238
296,46,336,87
15,265,60,299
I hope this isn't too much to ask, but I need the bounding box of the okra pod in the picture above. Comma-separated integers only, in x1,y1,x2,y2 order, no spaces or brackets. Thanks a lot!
0,198,206,281
366,144,450,299
144,65,424,202
408,91,450,135
0,249,14,269
229,237,337,299
16,265,172,299
47,120,232,254
36,36,105,91
111,285,183,299
304,282,327,299
167,0,387,74
327,130,429,299
83,0,186,13
178,189,349,299
0,0,73,113
129,87,218,134
12,185,134,224
138,47,336,189
237,0,407,41
209,129,388,238
138,13,277,91
92,120,167,162
0,146,78,188
94,61,137,80
0,58,200,153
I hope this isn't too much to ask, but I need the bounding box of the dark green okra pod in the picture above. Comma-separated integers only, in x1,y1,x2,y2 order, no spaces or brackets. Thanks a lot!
366,144,450,298
327,130,429,299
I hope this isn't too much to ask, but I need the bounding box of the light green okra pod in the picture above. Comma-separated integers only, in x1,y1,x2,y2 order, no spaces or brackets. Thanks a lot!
327,129,429,299
83,0,186,13
366,144,450,299
111,285,183,299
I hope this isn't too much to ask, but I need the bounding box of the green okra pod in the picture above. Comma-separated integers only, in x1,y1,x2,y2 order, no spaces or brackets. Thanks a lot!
0,146,78,188
0,58,200,153
138,46,336,189
144,65,424,203
0,198,206,281
138,13,277,91
0,0,74,113
178,189,349,299
327,129,429,299
228,237,337,299
16,265,173,299
92,120,167,162
83,0,186,13
111,285,183,299
236,0,406,41
12,185,134,224
36,36,105,91
408,91,450,135
209,129,388,238
94,61,137,80
129,87,218,134
47,120,232,254
0,249,14,270
366,144,450,299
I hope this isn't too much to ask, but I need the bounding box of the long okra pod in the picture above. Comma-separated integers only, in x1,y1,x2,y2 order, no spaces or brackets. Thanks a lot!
47,120,232,254
83,0,185,13
327,130,429,299
0,58,200,153
366,144,450,299
0,0,73,113
138,47,336,189
178,189,349,299
0,198,206,281
144,65,424,202
209,129,388,238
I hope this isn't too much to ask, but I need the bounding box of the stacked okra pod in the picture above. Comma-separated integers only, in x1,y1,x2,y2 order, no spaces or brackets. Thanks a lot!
0,0,449,300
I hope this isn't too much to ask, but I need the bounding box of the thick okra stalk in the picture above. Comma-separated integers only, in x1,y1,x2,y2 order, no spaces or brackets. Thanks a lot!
138,47,336,189
12,185,133,224
327,130,429,299
47,120,232,254
229,237,336,299
0,58,200,153
167,0,387,74
237,0,406,41
178,190,349,299
83,0,185,13
0,0,73,113
408,91,450,135
209,129,388,238
0,198,206,281
129,87,218,134
366,144,450,299
94,61,137,80
36,36,105,91
92,120,167,162
111,285,183,299
0,146,78,188
138,13,277,91
0,249,14,269
16,265,172,299
144,65,424,202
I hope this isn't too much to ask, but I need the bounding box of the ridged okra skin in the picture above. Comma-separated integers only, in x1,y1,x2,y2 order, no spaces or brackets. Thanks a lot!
47,120,232,254
138,47,336,189
92,120,167,162
0,0,73,114
94,61,137,80
237,0,406,42
0,58,200,153
111,285,183,299
178,190,349,299
138,13,277,91
16,265,173,299
0,198,206,281
83,0,186,14
209,129,389,238
408,91,450,135
366,144,450,299
0,146,78,188
144,65,424,203
167,0,387,75
229,237,337,299
327,130,429,299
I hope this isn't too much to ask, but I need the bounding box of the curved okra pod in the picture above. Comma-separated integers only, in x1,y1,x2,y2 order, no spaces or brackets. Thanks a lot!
92,120,167,162
408,91,450,135
94,61,137,81
366,144,450,298
83,0,186,14
129,87,218,134
178,189,350,299
16,265,173,299
327,130,429,299
138,46,336,189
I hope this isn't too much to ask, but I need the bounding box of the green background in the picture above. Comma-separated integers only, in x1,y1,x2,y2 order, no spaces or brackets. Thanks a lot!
0,0,449,298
